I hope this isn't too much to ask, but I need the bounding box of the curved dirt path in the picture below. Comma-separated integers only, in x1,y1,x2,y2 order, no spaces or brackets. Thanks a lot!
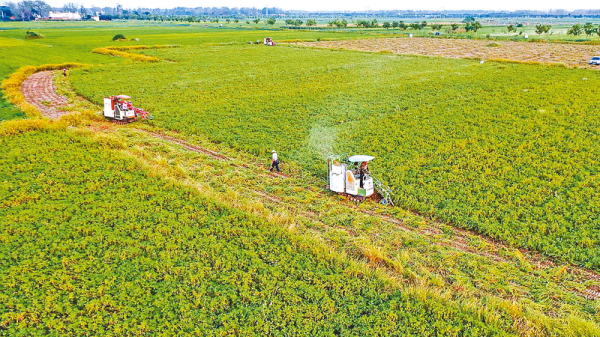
21,71,70,119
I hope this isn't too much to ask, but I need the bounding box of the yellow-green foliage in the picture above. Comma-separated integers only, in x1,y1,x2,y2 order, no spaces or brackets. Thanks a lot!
0,111,97,137
487,58,545,65
0,118,52,136
279,39,317,43
0,63,87,118
25,30,44,39
0,37,28,47
486,42,502,47
73,45,600,269
92,45,179,62
0,130,511,335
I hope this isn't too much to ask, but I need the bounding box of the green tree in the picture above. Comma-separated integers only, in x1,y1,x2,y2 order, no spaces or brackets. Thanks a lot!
450,23,459,32
507,25,516,32
306,18,316,26
462,16,475,23
584,22,596,37
465,21,482,32
383,21,391,29
567,24,583,36
392,21,399,29
253,18,260,24
266,17,276,25
535,24,544,34
409,22,422,30
399,21,408,30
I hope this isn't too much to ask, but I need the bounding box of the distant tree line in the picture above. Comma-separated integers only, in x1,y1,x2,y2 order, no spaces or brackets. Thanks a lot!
4,1,50,20
567,23,600,37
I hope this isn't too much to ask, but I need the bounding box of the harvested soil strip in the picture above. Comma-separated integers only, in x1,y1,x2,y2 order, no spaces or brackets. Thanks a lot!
21,71,69,119
301,38,600,68
141,130,290,178
148,132,232,161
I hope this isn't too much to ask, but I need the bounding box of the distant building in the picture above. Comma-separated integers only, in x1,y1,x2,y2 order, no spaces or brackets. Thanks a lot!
48,11,82,20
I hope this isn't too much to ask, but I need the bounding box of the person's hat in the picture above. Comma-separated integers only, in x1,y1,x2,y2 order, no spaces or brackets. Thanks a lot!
272,150,276,153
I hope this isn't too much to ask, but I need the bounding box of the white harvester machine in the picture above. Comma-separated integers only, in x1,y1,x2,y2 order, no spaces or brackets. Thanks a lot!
327,154,394,206
103,95,153,124
264,37,276,46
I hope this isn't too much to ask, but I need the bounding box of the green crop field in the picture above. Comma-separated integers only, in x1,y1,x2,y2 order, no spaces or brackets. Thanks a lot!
2,21,600,336
72,42,600,269
1,128,513,335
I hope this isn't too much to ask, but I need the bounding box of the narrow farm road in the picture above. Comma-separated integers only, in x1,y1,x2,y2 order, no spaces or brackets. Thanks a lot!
21,71,70,119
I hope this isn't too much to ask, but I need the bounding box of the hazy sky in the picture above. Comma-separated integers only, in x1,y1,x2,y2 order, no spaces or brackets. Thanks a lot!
44,0,598,11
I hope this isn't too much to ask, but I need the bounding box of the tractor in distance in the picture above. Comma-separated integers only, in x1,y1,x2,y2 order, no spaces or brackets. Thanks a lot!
264,37,276,46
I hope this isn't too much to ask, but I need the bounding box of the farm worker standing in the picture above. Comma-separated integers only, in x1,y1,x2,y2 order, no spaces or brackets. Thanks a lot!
270,150,280,172
62,68,67,77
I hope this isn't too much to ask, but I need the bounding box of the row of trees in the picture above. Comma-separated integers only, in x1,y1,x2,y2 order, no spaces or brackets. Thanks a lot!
5,1,49,20
567,23,600,37
285,18,317,27
514,22,600,37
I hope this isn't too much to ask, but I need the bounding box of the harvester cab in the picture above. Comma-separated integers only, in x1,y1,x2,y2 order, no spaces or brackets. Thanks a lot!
327,154,394,206
264,37,276,46
103,95,153,124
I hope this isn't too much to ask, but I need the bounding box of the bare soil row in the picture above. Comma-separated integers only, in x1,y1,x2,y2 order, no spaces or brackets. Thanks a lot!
301,37,600,68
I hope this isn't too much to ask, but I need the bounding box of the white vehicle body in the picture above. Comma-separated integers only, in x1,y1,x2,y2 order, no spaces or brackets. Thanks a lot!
328,160,374,197
590,56,600,65
103,96,136,121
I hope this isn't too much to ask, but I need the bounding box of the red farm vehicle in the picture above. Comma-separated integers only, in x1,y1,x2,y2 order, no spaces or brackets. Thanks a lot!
103,95,153,124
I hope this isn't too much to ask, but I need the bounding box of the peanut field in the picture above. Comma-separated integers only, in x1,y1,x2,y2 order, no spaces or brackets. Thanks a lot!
72,43,600,269
2,22,600,335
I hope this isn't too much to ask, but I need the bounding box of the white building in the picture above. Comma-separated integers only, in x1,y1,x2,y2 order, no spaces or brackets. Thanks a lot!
48,12,82,20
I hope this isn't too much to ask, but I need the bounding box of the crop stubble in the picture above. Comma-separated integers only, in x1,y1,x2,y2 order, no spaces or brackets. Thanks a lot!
302,37,600,68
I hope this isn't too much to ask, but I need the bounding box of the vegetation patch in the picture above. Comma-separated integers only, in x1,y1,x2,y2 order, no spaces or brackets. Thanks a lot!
25,30,44,39
486,42,502,47
112,33,127,41
92,45,180,62
0,129,511,335
72,45,600,269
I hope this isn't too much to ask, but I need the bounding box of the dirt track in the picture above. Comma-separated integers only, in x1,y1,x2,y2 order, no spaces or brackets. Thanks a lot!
21,71,70,119
301,37,600,68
